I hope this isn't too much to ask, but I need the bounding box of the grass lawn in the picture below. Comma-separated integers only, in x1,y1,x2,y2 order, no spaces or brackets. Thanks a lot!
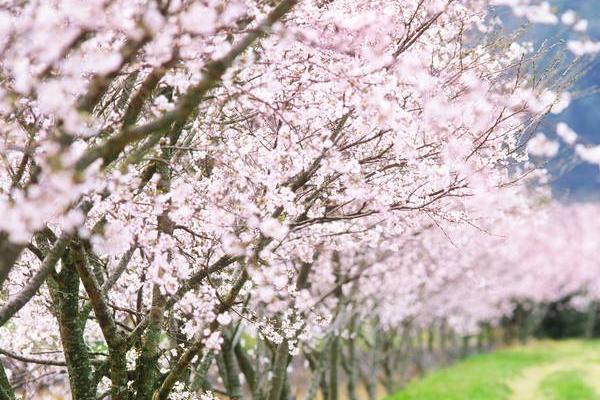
387,340,600,400
540,370,597,400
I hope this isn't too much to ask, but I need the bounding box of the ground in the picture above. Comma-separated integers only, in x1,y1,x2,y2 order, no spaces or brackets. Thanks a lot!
388,340,600,400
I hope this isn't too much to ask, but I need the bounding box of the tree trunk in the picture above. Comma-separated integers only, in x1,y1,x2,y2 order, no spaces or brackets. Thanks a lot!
51,249,96,400
135,285,165,400
461,336,470,358
585,302,598,339
427,325,435,353
439,320,448,365
218,332,242,399
267,340,289,400
191,351,214,391
234,343,257,396
366,330,380,400
346,334,358,400
329,335,339,400
0,360,15,400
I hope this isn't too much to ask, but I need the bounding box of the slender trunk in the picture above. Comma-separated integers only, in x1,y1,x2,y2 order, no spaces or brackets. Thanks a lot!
329,336,339,400
427,325,435,353
136,132,171,400
439,320,448,365
450,330,459,359
403,328,415,378
152,269,248,400
267,340,289,400
393,327,409,385
414,328,424,375
216,332,242,400
518,305,532,344
346,334,358,400
503,323,512,345
50,248,95,400
216,353,230,392
486,324,496,348
222,333,242,399
461,336,470,358
379,333,395,394
191,351,214,391
0,360,15,400
0,232,70,327
367,329,380,400
76,245,129,400
320,368,330,400
234,343,257,396
477,330,484,352
0,234,24,289
304,347,326,400
585,302,598,339
135,285,165,400
317,343,330,400
280,378,291,400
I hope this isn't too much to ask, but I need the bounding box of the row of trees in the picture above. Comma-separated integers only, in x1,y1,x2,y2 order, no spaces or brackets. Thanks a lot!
0,0,596,399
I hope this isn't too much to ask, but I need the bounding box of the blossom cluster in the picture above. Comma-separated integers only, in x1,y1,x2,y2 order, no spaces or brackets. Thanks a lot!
0,0,595,398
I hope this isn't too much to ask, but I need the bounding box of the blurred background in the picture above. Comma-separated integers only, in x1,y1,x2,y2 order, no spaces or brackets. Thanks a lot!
516,0,600,200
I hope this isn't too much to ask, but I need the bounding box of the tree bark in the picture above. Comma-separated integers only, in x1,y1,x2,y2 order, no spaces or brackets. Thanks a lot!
49,247,95,400
0,360,15,400
76,245,129,400
267,340,289,400
328,335,339,400
220,332,242,399
234,343,256,395
0,232,70,326
346,333,358,400
0,234,24,290
585,302,598,339
135,285,165,400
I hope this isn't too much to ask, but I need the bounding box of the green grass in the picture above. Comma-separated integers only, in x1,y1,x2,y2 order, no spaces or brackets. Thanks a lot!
386,340,600,400
540,370,597,400
387,348,552,400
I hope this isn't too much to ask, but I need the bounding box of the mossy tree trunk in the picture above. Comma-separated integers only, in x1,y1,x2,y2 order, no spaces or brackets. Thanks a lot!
50,246,96,400
0,361,15,400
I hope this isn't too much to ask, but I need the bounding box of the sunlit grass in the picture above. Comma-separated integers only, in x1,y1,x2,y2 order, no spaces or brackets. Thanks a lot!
387,340,600,400
540,370,597,400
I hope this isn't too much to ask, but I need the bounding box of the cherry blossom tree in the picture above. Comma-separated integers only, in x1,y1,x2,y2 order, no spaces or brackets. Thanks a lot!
0,0,589,399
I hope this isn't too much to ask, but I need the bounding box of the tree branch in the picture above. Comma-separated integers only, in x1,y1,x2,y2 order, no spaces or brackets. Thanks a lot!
0,232,71,327
75,0,298,171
